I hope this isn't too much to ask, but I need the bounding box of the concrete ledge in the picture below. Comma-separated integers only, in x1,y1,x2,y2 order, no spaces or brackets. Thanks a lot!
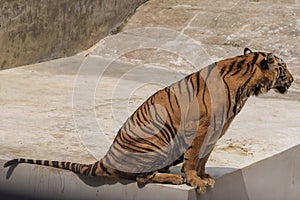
1,144,300,200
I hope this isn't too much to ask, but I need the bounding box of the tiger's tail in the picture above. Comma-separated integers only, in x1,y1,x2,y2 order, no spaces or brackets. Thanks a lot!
3,158,105,176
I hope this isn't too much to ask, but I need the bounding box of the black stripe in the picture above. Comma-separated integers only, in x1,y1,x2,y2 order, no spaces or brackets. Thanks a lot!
220,65,227,76
158,124,172,144
20,158,26,163
241,63,252,77
100,162,111,176
195,72,201,96
184,78,192,102
241,70,255,91
27,159,34,164
233,87,242,115
52,161,59,168
164,123,175,140
71,163,76,171
111,143,146,164
62,162,66,169
36,160,42,165
260,52,267,57
136,110,146,126
134,131,168,154
135,117,143,127
177,80,183,94
251,53,260,66
232,69,256,115
202,87,209,115
231,59,245,76
118,132,142,148
44,160,50,166
223,79,232,118
129,119,154,137
91,163,98,176
76,164,81,173
66,162,71,169
143,102,151,124
163,111,177,140
189,75,196,96
109,146,147,169
123,119,131,133
224,61,236,76
186,146,193,150
117,135,152,153
166,88,175,114
159,128,171,144
117,137,147,153
150,120,170,144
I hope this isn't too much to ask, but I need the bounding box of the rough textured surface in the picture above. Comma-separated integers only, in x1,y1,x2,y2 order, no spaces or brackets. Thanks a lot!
122,0,300,63
0,0,148,69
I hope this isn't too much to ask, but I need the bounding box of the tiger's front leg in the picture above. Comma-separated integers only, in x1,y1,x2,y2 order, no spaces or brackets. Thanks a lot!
197,150,215,188
182,131,214,193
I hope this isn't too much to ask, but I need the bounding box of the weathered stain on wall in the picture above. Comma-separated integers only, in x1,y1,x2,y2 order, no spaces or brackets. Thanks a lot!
0,0,148,69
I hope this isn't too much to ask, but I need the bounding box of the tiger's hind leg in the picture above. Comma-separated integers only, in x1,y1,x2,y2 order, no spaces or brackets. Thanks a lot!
136,172,185,185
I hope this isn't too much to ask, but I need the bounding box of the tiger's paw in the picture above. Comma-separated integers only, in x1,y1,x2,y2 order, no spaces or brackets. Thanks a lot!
187,176,209,193
201,173,215,188
136,174,156,184
170,174,185,185
186,172,215,193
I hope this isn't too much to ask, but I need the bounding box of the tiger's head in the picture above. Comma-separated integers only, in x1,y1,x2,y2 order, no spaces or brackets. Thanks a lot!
244,48,294,95
265,54,294,94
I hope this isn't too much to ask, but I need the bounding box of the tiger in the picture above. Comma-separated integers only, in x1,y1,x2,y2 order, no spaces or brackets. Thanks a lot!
4,48,294,193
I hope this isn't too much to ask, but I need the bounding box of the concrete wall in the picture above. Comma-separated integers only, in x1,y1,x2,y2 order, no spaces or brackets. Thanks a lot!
0,0,148,69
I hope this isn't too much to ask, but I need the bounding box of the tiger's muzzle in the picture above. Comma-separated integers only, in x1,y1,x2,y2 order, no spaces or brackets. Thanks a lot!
273,73,294,94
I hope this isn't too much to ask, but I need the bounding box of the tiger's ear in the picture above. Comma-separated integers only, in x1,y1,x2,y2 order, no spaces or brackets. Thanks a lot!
261,53,275,70
244,48,252,55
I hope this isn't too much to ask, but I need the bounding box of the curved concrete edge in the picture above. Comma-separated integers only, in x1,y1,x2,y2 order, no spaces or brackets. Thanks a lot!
1,144,300,200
